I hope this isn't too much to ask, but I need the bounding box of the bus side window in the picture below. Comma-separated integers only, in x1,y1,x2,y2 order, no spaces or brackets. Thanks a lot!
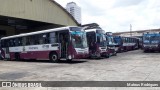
123,38,125,43
42,33,49,44
18,38,22,46
22,37,27,46
9,39,14,47
26,36,31,45
34,35,40,45
36,34,45,44
5,40,9,47
50,32,57,43
30,35,36,45
14,38,21,46
39,34,44,44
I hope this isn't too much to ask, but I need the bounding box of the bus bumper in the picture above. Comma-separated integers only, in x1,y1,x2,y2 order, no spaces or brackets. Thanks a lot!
108,49,116,56
101,51,110,58
73,53,89,59
144,46,160,51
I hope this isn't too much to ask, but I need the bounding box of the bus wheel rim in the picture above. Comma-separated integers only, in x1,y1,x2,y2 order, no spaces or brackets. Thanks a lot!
52,55,57,61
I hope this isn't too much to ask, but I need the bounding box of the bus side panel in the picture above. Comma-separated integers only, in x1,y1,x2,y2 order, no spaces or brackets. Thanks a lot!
22,50,60,60
68,43,75,59
8,44,60,60
123,43,128,52
128,45,132,51
29,51,50,59
20,52,30,59
10,52,15,60
15,50,60,60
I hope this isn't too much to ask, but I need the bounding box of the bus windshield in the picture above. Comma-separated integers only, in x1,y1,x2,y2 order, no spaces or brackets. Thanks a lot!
143,35,150,41
97,33,106,47
144,35,160,41
71,31,88,48
108,36,115,45
150,36,160,41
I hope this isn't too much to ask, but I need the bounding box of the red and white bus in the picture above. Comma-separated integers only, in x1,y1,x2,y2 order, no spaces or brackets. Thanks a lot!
85,28,108,58
0,26,89,62
122,37,139,51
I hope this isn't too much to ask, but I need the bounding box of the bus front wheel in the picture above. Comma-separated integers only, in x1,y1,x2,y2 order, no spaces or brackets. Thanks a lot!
49,53,59,63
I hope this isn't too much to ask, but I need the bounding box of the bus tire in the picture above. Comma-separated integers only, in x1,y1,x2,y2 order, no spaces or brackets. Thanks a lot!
15,53,20,60
49,52,59,63
106,54,110,58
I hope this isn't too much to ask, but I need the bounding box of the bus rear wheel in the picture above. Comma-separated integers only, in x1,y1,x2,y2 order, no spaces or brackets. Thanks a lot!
49,53,59,63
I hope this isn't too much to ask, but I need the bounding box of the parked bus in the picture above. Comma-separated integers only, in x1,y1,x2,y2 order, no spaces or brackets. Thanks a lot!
85,28,109,58
113,36,123,53
106,32,118,56
143,32,160,52
0,26,89,62
0,39,2,60
113,36,139,52
137,36,143,49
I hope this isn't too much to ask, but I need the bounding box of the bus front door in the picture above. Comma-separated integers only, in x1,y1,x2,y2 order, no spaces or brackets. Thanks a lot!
59,33,68,59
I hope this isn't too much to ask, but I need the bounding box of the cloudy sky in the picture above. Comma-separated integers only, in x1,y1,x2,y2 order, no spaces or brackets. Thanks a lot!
55,0,160,32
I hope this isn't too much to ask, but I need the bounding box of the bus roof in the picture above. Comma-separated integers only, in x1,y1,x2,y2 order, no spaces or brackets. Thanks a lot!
1,26,78,40
85,28,103,32
143,33,160,36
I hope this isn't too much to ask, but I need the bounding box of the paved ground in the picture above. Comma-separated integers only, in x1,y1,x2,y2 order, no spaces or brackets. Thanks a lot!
0,50,160,90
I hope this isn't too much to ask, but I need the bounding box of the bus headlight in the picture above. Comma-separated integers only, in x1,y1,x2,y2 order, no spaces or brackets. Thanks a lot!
68,55,72,59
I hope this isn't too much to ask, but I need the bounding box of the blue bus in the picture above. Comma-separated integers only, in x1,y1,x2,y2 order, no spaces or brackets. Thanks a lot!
143,32,160,52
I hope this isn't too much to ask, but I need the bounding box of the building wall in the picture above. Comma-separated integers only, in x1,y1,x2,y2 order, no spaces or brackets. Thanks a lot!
0,0,78,26
113,29,160,37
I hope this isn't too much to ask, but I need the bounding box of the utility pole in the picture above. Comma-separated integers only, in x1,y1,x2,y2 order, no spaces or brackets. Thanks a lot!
130,24,132,37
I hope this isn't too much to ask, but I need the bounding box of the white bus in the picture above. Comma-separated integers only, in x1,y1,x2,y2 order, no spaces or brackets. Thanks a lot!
0,26,89,62
85,28,109,58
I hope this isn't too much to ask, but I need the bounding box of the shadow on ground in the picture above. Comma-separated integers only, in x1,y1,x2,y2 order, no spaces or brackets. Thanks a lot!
2,59,87,64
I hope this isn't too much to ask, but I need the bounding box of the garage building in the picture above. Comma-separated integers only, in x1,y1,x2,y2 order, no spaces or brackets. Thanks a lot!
0,0,79,37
